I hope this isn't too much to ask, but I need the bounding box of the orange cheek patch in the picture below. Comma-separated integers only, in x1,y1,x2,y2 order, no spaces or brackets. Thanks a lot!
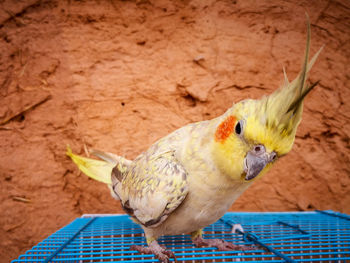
215,115,236,142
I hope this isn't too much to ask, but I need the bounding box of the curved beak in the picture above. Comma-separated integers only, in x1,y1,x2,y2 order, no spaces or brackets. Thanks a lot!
244,146,276,181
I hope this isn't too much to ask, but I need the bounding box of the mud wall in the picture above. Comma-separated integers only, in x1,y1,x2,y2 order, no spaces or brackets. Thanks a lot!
0,0,349,261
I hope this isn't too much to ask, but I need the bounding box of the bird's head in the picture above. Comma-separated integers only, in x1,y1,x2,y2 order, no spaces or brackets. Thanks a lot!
211,17,322,182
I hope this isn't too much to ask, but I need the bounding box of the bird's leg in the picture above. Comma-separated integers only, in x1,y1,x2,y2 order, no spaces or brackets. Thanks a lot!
190,229,251,251
130,238,177,263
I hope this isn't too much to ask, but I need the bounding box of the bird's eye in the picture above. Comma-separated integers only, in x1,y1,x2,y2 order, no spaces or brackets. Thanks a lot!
235,120,243,135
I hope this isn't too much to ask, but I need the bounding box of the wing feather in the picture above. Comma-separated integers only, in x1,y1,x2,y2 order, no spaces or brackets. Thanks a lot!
117,151,188,228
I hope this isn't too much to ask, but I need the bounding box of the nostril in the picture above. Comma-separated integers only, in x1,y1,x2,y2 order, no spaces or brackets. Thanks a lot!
271,152,277,160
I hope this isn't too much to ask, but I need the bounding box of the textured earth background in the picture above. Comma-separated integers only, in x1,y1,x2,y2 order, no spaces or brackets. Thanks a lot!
0,0,349,261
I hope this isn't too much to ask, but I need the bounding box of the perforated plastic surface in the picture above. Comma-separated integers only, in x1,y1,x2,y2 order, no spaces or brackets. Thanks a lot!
12,210,350,262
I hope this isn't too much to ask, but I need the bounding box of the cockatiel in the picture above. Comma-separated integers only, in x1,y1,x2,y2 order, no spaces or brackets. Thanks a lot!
67,19,322,262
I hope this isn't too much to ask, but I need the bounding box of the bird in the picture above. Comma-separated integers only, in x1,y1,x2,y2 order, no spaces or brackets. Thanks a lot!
67,18,322,263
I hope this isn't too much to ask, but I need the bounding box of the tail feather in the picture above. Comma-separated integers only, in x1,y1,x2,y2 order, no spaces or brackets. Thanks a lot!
90,149,132,167
66,145,113,185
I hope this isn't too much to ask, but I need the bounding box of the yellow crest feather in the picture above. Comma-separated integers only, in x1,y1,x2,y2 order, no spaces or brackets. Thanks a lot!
231,15,322,156
251,16,321,154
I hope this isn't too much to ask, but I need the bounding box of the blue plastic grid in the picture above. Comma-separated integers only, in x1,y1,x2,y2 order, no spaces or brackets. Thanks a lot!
12,210,350,262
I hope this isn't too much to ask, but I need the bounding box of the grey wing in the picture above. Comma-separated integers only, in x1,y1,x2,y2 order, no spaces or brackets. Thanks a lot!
118,151,188,228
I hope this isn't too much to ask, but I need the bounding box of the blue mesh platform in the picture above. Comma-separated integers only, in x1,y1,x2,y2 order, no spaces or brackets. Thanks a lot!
12,210,350,262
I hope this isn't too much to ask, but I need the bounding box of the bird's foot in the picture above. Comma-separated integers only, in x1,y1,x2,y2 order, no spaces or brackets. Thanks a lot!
192,236,252,251
130,240,177,263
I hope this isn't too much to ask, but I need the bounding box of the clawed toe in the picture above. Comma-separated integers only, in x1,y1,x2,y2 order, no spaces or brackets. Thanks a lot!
193,236,253,252
239,244,255,251
215,239,249,251
163,250,177,262
130,241,177,263
222,241,253,251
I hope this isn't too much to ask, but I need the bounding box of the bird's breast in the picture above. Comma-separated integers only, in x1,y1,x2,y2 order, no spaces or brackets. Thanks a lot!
150,170,249,237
